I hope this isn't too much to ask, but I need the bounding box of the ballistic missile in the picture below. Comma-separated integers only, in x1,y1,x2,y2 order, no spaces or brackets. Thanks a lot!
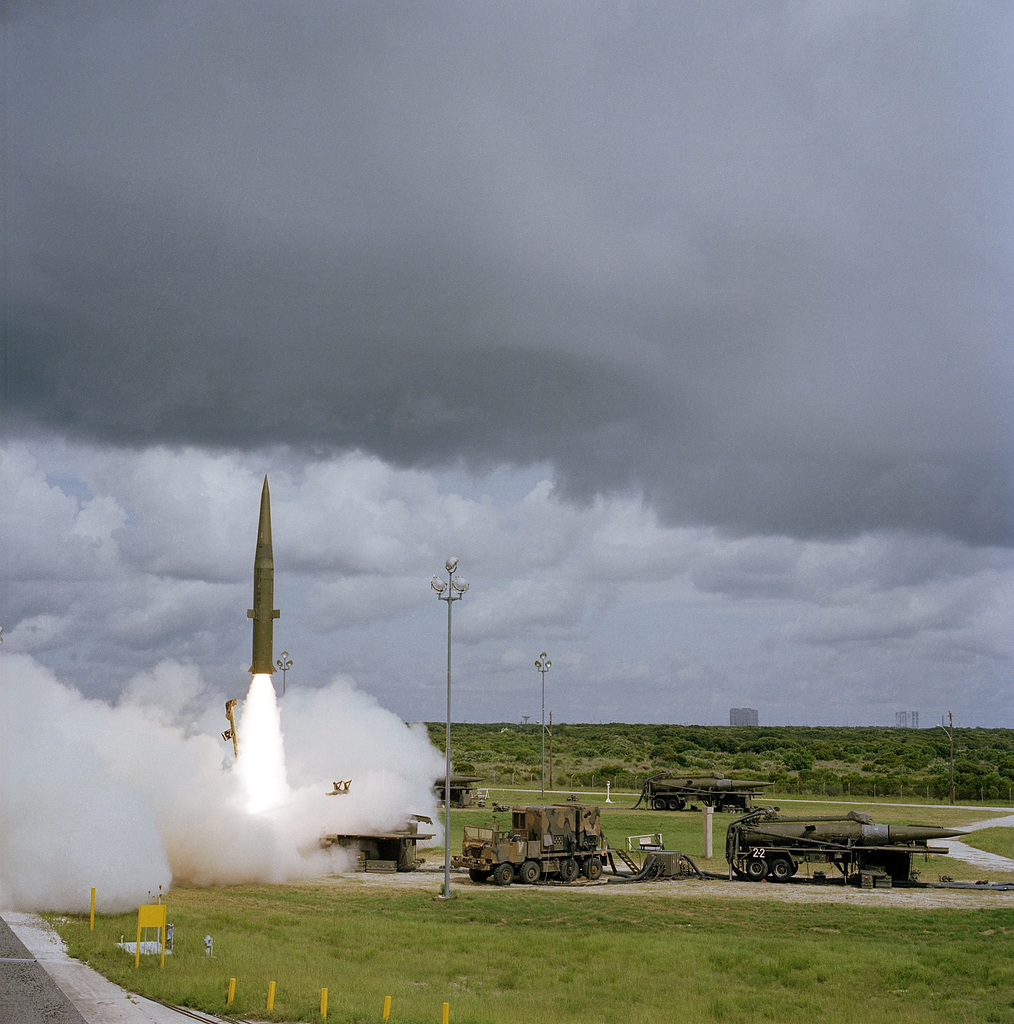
247,475,279,674
731,808,965,848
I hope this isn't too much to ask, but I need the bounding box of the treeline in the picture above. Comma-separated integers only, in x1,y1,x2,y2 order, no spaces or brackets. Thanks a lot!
424,723,1014,803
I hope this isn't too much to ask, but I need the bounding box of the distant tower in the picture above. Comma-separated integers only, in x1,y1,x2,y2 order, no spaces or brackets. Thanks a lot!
895,711,908,728
910,711,919,729
730,708,758,727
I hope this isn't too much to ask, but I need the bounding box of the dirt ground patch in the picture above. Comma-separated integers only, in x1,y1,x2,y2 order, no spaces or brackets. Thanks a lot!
330,865,1014,910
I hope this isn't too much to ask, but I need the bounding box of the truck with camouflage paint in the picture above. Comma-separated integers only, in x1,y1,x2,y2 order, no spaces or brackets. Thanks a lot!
453,804,605,885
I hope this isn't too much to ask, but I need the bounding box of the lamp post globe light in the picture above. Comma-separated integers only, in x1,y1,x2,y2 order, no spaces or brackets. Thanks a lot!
275,651,292,695
431,557,469,897
535,652,551,797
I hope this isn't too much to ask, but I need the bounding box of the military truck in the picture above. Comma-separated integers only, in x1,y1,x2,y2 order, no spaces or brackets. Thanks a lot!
634,770,773,812
725,807,964,884
453,804,605,885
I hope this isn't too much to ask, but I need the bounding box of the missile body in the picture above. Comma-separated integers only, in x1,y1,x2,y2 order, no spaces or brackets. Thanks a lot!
248,476,279,674
730,809,965,849
726,807,966,883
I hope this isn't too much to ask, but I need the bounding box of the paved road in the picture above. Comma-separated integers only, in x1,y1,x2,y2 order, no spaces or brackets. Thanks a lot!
0,913,190,1024
0,915,86,1024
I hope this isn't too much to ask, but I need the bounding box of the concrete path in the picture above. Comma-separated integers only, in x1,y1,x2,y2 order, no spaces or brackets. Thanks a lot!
935,812,1014,873
1,913,192,1024
0,914,86,1024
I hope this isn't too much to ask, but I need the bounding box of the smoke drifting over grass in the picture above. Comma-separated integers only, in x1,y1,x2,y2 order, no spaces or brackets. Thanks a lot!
0,653,444,913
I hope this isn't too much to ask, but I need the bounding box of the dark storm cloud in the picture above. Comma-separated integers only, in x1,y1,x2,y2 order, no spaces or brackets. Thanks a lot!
4,2,1011,544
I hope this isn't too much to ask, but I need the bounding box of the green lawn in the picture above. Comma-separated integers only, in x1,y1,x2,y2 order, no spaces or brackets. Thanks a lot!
963,827,1014,861
54,876,1014,1024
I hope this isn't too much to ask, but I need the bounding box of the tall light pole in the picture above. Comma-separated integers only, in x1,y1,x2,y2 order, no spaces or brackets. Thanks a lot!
535,652,551,798
937,712,955,805
275,651,292,695
431,557,469,897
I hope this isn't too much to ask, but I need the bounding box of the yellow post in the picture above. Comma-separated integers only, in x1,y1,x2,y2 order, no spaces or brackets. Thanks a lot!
227,979,236,1005
90,888,95,931
320,987,328,1018
442,1001,449,1024
267,981,276,1011
383,995,392,1021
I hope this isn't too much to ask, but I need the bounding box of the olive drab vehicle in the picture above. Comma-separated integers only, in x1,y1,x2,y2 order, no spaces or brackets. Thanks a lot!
634,770,773,812
726,807,965,885
453,805,605,885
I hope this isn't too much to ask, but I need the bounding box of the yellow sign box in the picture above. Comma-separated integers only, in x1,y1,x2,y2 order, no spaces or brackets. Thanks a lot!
135,904,167,968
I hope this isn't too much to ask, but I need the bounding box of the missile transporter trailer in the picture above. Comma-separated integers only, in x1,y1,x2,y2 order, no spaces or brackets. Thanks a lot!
726,807,964,885
453,804,605,885
635,771,773,812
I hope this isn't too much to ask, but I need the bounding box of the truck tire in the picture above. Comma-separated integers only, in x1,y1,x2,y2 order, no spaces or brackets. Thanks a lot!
583,856,603,881
559,858,579,883
468,868,491,883
492,862,515,886
653,798,667,810
768,857,795,882
745,856,767,881
667,798,683,811
519,860,541,884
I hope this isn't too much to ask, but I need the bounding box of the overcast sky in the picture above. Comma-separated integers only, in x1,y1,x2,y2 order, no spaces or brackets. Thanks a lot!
3,2,1011,729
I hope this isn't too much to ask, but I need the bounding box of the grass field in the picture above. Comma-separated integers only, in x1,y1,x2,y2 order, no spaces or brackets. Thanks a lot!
55,881,1014,1024
50,798,1014,1023
964,828,1014,861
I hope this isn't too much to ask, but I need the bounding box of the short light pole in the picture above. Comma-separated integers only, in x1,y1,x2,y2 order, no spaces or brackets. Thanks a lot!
937,712,955,805
275,651,292,695
535,652,551,798
431,557,469,898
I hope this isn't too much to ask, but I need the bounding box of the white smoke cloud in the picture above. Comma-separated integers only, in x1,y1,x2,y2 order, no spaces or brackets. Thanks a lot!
0,653,444,913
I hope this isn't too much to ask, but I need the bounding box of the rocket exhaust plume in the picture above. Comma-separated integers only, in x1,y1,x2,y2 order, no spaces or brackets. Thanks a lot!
236,674,290,813
248,476,279,675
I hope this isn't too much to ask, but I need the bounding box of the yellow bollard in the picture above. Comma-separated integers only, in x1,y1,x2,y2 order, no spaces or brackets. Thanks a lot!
267,981,276,1011
383,995,392,1021
90,888,95,931
320,987,328,1018
227,978,236,1005
442,1001,449,1024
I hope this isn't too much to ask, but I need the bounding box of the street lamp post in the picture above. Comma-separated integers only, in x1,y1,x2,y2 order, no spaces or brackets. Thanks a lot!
937,712,955,805
275,651,292,695
535,652,551,798
431,557,469,898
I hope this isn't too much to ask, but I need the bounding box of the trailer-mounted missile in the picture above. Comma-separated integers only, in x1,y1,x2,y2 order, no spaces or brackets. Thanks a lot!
725,807,965,884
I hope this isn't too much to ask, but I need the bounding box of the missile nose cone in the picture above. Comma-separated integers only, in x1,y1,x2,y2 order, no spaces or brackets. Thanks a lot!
889,824,967,843
248,475,279,675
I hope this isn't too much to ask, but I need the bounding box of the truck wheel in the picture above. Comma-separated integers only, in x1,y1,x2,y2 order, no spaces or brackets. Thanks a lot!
583,856,603,881
468,868,491,883
745,857,768,881
667,798,682,811
653,798,667,811
768,858,795,882
492,862,514,886
519,860,541,884
559,858,579,883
